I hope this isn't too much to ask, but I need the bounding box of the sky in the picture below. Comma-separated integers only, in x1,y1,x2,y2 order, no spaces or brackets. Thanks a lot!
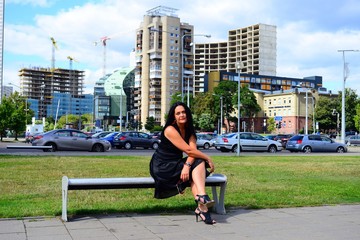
4,0,360,94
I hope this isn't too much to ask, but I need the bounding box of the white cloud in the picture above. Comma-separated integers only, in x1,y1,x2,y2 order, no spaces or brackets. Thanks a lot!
4,0,360,95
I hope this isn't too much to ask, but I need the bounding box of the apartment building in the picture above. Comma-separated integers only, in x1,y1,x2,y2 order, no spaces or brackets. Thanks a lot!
19,67,85,118
194,23,276,93
134,6,194,125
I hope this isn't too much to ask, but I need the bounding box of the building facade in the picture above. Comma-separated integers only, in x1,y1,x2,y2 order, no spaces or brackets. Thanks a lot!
194,23,277,94
134,6,194,126
18,67,88,119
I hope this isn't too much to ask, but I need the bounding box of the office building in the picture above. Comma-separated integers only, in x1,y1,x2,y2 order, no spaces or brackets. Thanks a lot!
194,23,276,93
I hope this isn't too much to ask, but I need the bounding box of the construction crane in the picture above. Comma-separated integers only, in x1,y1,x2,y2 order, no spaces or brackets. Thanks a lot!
94,36,111,77
67,56,80,115
47,37,58,117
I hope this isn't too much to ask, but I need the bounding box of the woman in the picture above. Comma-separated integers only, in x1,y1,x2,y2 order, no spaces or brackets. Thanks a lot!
150,102,216,224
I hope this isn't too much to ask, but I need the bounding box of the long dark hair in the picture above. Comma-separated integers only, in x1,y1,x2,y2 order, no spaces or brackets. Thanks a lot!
163,102,196,141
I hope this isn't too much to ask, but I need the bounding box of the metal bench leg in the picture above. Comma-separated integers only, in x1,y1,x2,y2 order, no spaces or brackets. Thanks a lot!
217,182,227,214
61,176,69,222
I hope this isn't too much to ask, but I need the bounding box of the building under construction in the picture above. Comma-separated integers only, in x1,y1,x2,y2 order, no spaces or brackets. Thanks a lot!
19,67,85,118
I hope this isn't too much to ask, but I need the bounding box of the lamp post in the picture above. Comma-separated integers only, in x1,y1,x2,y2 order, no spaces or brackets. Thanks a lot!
305,89,308,135
181,33,211,103
213,94,223,134
338,49,359,143
236,61,243,156
119,88,123,132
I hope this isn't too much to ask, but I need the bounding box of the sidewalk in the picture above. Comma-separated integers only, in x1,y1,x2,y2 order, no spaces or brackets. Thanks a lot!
0,205,359,240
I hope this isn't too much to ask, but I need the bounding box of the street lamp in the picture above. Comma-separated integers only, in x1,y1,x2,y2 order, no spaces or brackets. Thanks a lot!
213,94,223,134
338,49,359,143
236,61,243,156
181,33,211,103
114,85,124,132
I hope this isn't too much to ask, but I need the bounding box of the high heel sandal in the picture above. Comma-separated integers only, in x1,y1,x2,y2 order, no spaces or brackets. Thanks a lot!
195,207,216,225
195,194,215,208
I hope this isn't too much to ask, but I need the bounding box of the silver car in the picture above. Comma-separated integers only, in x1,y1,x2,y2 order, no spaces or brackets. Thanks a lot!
286,134,347,153
345,135,360,146
214,132,283,153
32,129,112,152
196,133,214,149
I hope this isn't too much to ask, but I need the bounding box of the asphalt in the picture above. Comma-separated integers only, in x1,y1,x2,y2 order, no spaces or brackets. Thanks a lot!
0,205,359,240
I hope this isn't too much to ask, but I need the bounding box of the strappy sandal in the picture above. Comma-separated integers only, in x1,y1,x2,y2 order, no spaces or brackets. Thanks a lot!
195,194,215,208
195,207,216,225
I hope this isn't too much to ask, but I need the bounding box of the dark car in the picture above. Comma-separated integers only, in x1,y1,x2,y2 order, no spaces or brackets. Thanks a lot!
276,134,294,147
286,134,347,153
113,131,160,150
32,129,111,152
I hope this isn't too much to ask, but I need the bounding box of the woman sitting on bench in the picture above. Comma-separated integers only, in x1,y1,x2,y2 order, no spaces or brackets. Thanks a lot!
150,102,216,225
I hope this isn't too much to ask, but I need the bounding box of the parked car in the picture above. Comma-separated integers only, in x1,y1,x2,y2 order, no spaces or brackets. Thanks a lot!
264,135,278,141
99,132,120,146
214,132,282,153
286,134,347,153
345,135,360,146
276,134,294,147
196,133,214,149
91,131,113,139
113,131,160,150
31,129,112,152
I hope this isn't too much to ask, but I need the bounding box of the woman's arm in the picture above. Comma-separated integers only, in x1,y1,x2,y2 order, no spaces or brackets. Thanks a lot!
165,126,215,173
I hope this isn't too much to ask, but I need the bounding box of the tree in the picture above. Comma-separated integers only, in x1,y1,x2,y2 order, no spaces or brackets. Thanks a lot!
354,104,360,132
7,93,29,140
213,81,237,120
267,117,276,133
233,85,261,118
145,116,156,132
0,96,15,141
341,88,359,131
196,113,214,132
314,96,338,132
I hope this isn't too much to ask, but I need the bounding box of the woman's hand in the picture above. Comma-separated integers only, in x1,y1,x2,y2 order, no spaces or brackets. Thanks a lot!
207,159,215,173
180,166,190,182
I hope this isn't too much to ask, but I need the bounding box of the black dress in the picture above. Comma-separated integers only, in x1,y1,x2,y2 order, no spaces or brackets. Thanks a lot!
149,124,210,199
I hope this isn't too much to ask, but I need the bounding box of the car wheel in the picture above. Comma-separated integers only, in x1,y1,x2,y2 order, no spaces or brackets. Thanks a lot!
152,142,159,150
92,143,104,152
203,142,210,149
268,145,277,153
124,142,132,150
44,142,56,152
231,144,238,153
336,147,345,153
303,146,312,153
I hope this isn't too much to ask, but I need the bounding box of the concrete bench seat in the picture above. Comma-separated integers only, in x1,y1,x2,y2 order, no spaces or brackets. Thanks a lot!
62,173,227,221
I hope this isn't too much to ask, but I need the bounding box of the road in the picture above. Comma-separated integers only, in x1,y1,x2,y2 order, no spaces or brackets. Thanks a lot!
1,138,359,157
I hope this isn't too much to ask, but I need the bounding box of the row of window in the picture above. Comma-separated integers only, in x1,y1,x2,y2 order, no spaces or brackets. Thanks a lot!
264,98,292,105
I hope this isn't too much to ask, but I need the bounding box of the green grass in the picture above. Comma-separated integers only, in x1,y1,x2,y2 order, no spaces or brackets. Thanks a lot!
0,155,359,218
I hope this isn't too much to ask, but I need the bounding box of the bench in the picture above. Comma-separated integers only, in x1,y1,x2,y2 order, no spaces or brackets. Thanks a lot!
61,173,227,222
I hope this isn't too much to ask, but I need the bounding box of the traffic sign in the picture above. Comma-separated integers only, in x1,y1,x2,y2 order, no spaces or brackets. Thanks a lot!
274,116,282,121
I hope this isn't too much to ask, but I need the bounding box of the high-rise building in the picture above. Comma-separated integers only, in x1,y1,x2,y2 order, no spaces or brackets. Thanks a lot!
194,23,276,93
135,6,194,126
19,67,85,118
0,0,4,102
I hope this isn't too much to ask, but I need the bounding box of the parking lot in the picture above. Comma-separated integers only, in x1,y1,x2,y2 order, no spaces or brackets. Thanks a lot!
1,137,360,157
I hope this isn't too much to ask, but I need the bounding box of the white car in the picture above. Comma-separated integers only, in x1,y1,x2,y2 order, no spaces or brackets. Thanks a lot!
214,132,283,153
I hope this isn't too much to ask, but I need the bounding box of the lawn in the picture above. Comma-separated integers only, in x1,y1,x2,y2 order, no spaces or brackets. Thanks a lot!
0,155,359,218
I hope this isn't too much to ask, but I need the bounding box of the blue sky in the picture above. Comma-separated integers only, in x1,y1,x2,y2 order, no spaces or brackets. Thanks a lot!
4,0,360,94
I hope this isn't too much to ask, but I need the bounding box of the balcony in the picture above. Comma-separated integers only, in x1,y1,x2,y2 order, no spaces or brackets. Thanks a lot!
149,52,162,59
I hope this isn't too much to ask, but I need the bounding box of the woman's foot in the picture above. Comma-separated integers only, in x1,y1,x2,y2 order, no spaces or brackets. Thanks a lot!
194,207,216,225
195,194,215,208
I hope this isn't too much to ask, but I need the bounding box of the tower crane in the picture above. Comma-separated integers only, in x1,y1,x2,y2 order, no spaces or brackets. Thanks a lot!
94,36,111,77
46,37,58,117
